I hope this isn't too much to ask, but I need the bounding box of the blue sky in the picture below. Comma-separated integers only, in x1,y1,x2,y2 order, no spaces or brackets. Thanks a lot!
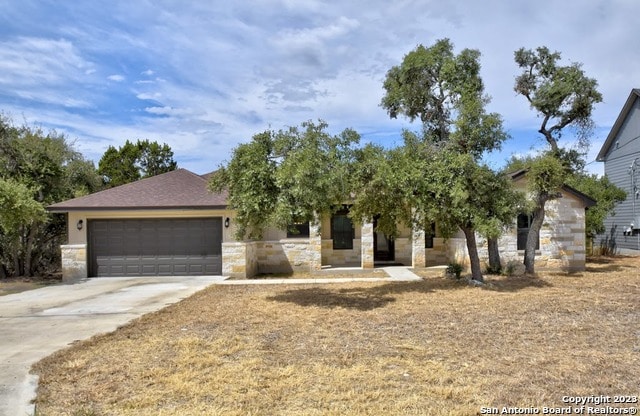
1,0,639,176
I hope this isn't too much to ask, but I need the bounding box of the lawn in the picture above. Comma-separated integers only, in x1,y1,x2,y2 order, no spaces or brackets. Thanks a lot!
33,257,639,416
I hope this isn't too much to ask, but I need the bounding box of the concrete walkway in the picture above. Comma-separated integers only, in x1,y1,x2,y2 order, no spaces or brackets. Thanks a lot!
0,267,423,416
0,276,223,416
217,266,423,284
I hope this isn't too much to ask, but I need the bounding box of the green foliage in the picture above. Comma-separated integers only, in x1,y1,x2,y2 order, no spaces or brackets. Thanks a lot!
210,120,359,240
514,46,602,151
446,262,463,279
381,38,507,157
0,178,47,234
502,260,522,277
567,173,627,237
98,139,177,187
209,131,277,240
380,39,516,281
349,140,414,237
272,121,359,231
526,152,568,196
138,139,178,177
0,115,100,276
513,47,601,274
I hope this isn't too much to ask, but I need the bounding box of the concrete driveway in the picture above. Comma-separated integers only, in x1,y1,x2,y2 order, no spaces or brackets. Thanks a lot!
0,275,223,416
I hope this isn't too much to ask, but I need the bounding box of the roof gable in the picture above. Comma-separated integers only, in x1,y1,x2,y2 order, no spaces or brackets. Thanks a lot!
507,169,596,208
48,169,227,211
596,88,640,161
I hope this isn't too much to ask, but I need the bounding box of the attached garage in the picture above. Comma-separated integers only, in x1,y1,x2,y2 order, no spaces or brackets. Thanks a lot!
47,169,231,281
88,218,222,277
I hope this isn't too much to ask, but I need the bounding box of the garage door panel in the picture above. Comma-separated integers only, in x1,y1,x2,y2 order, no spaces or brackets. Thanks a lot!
89,218,222,277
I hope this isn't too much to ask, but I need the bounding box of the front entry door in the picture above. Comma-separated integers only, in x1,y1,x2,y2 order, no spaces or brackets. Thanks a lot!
373,218,395,262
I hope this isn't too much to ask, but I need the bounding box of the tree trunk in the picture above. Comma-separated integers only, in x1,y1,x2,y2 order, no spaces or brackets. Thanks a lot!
487,237,501,274
24,224,38,277
524,198,546,275
461,226,483,282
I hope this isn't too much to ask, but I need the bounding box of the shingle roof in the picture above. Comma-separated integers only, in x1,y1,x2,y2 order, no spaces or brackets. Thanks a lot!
48,169,228,211
596,88,640,161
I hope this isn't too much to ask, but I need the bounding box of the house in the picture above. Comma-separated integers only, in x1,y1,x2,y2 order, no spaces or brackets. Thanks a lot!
48,168,595,281
596,88,640,252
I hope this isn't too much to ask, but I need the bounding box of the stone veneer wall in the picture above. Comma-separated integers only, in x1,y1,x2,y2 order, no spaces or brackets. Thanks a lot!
449,196,588,272
536,196,587,271
394,237,412,265
361,222,374,268
257,239,321,274
61,244,87,282
222,242,258,278
412,229,426,268
321,239,361,266
426,238,451,266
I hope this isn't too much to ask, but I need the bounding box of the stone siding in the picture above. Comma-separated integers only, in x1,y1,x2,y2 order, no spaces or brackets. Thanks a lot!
61,244,87,282
257,239,318,274
426,238,450,266
361,222,374,268
450,195,588,272
321,239,361,266
222,242,258,278
412,229,426,268
394,237,411,265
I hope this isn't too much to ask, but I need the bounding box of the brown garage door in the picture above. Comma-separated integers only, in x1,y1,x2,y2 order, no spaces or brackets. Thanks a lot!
88,218,222,277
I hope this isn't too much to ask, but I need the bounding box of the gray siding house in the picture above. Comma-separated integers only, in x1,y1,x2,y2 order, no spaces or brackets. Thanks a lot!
596,88,640,252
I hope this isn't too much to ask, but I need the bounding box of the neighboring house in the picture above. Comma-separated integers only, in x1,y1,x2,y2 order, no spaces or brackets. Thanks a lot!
596,88,640,252
48,168,594,281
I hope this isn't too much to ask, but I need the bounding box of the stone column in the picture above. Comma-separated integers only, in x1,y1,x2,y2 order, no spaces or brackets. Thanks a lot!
309,220,322,271
222,242,250,279
361,221,374,269
61,244,87,282
412,228,426,268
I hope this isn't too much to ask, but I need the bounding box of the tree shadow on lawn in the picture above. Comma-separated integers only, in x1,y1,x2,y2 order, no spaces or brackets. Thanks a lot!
585,256,637,273
266,286,400,311
267,276,551,310
480,275,553,292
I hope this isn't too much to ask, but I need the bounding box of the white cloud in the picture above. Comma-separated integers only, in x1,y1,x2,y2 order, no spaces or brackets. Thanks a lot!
136,92,162,101
1,0,639,175
0,37,93,82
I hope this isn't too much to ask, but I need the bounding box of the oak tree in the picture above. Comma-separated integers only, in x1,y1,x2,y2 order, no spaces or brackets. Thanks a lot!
514,46,602,273
379,39,511,281
98,139,177,187
209,120,359,240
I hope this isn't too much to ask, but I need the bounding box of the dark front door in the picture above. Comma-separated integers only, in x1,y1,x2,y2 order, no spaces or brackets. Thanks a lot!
88,218,222,277
373,217,394,262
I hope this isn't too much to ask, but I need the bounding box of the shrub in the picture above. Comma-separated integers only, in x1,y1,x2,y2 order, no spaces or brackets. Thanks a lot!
596,237,617,257
446,262,463,279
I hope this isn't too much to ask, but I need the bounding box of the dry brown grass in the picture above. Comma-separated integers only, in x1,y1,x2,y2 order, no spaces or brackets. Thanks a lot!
0,275,60,296
33,257,640,415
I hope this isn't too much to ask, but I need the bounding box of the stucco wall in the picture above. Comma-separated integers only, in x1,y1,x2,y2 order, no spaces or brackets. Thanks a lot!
67,209,236,245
